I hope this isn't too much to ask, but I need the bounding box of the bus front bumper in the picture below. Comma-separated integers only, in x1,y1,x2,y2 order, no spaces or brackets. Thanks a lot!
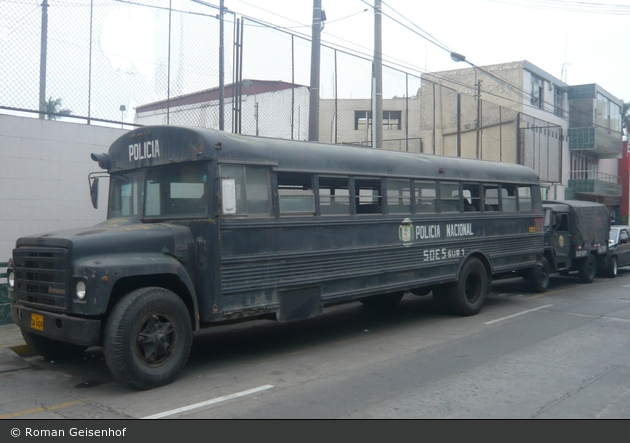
11,304,102,347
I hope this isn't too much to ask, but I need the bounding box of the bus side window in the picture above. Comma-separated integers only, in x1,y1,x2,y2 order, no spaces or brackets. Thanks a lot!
414,180,437,213
386,178,411,214
439,181,460,213
483,184,499,212
319,175,350,216
278,172,315,215
501,184,518,212
355,177,382,215
220,164,271,216
517,185,533,211
462,183,480,212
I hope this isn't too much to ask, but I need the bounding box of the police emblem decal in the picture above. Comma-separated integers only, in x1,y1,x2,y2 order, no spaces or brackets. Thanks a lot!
399,218,413,247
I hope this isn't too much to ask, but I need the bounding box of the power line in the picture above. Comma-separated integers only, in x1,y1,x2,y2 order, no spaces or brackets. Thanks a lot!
484,0,630,14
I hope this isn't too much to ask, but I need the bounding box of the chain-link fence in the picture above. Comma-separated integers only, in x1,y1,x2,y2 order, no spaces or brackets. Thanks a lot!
2,0,228,125
2,0,562,180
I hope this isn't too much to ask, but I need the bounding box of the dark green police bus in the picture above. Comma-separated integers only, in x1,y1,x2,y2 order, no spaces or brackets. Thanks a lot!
7,125,545,389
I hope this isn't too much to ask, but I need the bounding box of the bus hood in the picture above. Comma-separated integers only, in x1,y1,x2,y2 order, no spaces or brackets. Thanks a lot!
14,217,188,260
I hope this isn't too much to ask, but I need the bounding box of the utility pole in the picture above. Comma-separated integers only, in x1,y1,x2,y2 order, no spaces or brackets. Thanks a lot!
476,79,482,159
308,0,322,141
219,0,225,130
38,0,49,119
373,0,383,148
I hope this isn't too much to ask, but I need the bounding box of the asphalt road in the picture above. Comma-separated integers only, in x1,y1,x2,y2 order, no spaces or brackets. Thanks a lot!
1,270,630,419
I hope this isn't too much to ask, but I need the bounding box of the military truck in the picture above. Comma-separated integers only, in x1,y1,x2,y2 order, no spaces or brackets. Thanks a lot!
528,200,609,289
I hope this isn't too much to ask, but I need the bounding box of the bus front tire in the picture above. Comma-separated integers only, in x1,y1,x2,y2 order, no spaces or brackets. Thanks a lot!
447,257,488,316
528,257,550,293
22,331,87,361
578,254,597,283
104,287,192,390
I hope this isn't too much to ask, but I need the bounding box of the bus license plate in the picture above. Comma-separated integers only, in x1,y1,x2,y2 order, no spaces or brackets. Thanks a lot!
31,313,44,331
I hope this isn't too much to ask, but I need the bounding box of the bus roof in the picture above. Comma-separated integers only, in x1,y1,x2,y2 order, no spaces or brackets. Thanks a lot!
102,125,540,183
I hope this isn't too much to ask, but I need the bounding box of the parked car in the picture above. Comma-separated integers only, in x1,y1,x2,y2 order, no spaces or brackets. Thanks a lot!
601,225,630,277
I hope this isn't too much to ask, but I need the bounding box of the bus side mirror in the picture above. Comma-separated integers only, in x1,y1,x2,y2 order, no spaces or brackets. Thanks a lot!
90,176,99,209
221,178,237,214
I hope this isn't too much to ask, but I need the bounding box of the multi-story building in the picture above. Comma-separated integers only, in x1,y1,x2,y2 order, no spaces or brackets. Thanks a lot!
318,60,623,217
421,61,623,216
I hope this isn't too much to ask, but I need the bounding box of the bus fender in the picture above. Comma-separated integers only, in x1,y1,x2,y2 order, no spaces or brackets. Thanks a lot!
77,254,201,331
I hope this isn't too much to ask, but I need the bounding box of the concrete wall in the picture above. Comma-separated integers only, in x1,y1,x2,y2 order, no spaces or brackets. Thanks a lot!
0,115,126,324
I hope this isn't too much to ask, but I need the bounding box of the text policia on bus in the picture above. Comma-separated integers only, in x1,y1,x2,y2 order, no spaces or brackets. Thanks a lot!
7,125,548,389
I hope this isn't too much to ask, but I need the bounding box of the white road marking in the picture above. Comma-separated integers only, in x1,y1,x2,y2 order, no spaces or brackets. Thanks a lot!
483,304,554,325
141,384,275,419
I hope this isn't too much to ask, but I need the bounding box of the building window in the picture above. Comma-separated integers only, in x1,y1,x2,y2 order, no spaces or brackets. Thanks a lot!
596,92,621,133
553,86,564,118
354,111,402,130
531,75,544,109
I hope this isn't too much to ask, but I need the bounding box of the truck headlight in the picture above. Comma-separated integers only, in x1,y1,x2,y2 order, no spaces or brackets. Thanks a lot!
7,271,14,288
76,281,87,300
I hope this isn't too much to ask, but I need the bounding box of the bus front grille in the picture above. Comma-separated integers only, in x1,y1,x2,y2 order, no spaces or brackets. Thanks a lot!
13,248,69,310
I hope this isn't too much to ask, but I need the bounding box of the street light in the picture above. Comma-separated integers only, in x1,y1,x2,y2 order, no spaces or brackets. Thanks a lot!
450,52,481,159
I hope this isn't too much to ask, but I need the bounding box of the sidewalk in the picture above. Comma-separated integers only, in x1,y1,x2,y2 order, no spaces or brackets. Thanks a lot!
0,323,30,354
0,323,32,373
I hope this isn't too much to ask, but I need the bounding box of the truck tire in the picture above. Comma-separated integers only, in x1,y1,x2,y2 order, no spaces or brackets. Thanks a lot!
605,256,618,278
359,291,404,310
446,257,488,316
528,257,550,293
578,254,597,283
22,331,87,361
104,287,192,390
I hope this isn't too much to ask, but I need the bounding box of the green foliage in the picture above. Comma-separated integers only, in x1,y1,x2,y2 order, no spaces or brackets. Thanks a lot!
45,97,72,120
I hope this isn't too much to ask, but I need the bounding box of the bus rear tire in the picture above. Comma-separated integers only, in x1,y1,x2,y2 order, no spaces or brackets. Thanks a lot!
447,257,488,316
104,287,192,390
22,331,87,361
578,254,597,283
359,291,404,310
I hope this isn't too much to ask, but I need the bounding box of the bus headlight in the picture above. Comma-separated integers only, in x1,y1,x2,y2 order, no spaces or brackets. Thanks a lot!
76,281,87,300
7,271,14,288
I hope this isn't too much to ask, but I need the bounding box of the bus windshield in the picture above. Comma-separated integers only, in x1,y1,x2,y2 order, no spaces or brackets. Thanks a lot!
108,163,209,219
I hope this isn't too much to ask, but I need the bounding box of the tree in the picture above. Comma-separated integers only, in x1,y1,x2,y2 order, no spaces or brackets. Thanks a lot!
623,100,630,136
44,97,72,120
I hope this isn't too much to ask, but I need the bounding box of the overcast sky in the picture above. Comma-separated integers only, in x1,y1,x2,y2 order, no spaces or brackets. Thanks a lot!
228,0,630,103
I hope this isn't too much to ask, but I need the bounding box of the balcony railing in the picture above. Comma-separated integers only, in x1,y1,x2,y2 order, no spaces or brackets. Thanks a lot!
568,170,622,197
